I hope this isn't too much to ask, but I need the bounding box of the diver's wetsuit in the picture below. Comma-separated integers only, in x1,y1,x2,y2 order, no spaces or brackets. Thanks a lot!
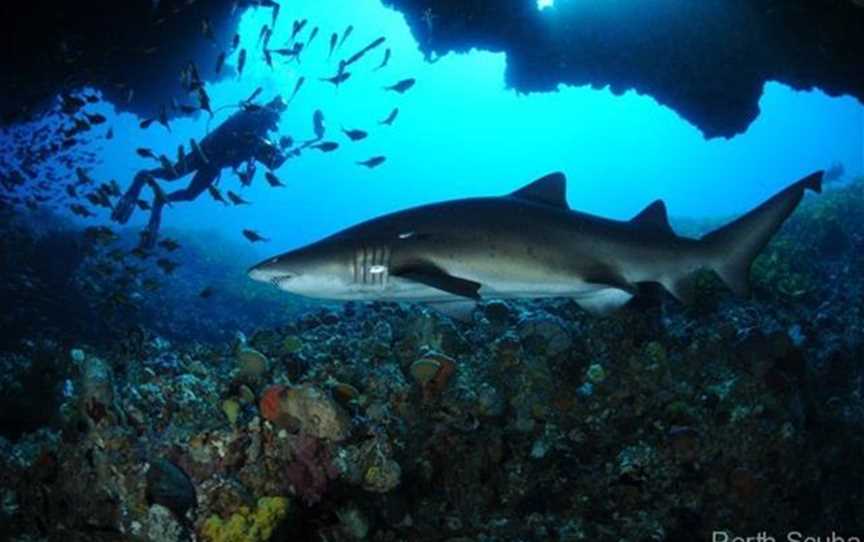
111,98,288,248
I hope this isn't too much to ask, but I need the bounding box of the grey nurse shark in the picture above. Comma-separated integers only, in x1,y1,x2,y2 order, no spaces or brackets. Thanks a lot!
249,171,823,319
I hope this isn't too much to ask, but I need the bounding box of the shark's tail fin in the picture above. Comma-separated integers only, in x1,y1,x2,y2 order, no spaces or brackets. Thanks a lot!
699,171,823,297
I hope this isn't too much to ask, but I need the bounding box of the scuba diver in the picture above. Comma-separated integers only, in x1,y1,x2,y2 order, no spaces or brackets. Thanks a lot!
111,95,289,248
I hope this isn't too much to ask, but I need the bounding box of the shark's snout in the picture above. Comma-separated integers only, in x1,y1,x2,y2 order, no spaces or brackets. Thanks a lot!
248,261,282,282
247,264,270,283
248,257,299,288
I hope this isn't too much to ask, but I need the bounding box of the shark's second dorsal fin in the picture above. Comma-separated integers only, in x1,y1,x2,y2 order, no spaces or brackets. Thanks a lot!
509,172,568,208
630,200,674,235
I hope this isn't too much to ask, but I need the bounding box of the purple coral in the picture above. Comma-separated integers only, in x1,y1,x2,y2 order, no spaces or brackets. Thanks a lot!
285,433,339,505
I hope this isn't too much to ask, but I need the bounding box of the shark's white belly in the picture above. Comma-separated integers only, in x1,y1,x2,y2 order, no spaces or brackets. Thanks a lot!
343,267,634,314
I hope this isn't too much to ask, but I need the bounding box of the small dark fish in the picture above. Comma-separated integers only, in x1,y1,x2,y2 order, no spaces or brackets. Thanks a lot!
242,229,269,242
288,77,305,102
265,171,285,187
291,19,307,41
66,184,78,198
246,87,263,104
159,238,180,251
207,185,227,204
85,113,107,125
311,141,339,152
237,49,247,78
313,110,325,139
140,118,155,129
177,144,187,169
227,191,250,205
130,247,151,260
199,286,216,299
85,192,108,208
136,199,151,210
384,78,416,94
374,48,391,71
231,33,240,51
320,71,351,87
237,161,256,186
76,168,95,185
85,94,100,104
270,2,280,28
197,87,212,116
156,258,179,274
60,93,86,115
215,51,226,74
70,203,94,217
84,226,118,244
328,32,338,59
142,278,161,291
343,36,385,67
379,107,399,126
357,156,386,168
201,17,215,42
258,24,269,46
106,127,114,139
342,127,367,141
279,135,294,149
263,48,274,69
158,104,171,131
307,26,319,46
136,147,158,160
337,25,353,50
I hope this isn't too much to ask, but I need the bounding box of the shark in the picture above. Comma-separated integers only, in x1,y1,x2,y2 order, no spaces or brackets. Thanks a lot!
248,171,823,319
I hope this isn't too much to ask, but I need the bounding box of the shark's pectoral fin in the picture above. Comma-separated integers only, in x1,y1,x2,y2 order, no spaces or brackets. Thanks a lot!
583,267,638,295
575,288,634,314
425,299,477,322
579,270,638,314
393,264,482,300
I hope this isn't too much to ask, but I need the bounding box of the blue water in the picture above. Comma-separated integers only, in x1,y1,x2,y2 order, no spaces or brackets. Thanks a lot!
43,0,864,258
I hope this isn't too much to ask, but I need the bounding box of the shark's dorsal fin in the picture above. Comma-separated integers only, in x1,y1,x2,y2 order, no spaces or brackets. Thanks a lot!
630,200,674,235
509,172,568,208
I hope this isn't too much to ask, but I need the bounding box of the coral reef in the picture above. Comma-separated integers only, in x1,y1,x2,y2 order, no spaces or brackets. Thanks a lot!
0,179,863,539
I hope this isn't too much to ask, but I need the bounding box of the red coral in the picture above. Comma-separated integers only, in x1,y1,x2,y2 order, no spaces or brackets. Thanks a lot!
259,385,286,422
285,433,339,505
423,356,456,401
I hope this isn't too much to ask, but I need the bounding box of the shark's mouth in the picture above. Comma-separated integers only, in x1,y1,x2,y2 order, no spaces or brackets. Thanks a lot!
271,275,294,288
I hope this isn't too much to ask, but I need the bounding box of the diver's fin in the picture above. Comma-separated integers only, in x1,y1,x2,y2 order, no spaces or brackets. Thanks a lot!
698,170,823,298
426,299,477,322
630,200,674,236
575,288,634,314
393,264,482,300
509,172,568,208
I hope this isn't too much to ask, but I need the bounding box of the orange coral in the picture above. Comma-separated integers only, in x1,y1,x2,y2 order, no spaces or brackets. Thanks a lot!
259,385,286,423
422,354,456,400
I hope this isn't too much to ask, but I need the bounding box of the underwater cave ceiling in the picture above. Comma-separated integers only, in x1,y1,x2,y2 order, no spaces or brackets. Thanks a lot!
1,0,863,138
